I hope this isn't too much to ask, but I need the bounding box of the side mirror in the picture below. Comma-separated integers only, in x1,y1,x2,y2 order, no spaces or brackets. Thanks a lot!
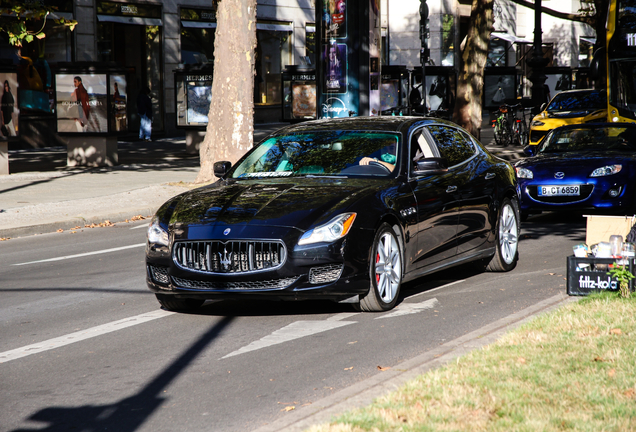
214,161,232,178
523,146,537,157
414,157,448,174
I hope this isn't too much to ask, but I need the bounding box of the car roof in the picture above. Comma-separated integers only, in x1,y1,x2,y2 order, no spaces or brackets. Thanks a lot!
270,116,458,136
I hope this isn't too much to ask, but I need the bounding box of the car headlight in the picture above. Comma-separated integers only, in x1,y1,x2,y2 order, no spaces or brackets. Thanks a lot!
147,216,169,246
590,164,622,177
515,167,534,179
531,120,545,127
298,213,357,245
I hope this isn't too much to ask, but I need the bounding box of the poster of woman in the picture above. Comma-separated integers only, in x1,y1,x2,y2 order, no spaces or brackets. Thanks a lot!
56,74,108,133
324,42,347,93
110,75,127,132
0,73,19,139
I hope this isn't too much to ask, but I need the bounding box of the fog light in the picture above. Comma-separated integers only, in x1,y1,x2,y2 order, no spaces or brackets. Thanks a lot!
609,188,621,198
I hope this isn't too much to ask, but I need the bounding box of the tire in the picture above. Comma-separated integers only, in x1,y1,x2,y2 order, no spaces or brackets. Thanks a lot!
494,122,503,146
486,197,520,272
359,223,403,312
155,294,204,312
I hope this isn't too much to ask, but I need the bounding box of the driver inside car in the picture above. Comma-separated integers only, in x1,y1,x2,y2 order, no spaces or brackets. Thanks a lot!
359,142,397,171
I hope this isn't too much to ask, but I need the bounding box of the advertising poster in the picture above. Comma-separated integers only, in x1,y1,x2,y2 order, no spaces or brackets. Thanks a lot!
380,80,399,111
292,83,317,118
324,42,347,93
368,0,381,115
0,72,19,139
110,74,127,132
484,74,515,109
323,0,346,39
186,75,213,125
56,74,108,133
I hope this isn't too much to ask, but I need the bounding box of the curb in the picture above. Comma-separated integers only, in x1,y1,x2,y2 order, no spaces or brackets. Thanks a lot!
251,293,576,432
0,208,156,239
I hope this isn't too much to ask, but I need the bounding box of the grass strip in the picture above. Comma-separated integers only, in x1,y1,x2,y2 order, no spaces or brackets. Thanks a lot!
308,293,636,432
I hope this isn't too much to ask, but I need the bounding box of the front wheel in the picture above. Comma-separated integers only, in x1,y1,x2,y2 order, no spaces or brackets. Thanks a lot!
486,198,520,272
358,223,403,312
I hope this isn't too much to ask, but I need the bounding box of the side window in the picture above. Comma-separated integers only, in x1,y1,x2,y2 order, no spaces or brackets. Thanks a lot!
410,128,439,166
426,125,476,167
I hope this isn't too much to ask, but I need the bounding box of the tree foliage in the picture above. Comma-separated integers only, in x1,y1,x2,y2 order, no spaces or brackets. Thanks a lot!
0,0,77,46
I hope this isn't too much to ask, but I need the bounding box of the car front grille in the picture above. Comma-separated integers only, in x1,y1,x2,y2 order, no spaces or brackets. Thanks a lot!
148,264,170,285
171,275,299,291
309,264,344,284
527,184,594,203
530,130,547,143
173,240,286,274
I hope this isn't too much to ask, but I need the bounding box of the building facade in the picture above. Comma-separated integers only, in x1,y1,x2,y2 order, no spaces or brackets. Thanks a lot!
1,0,596,145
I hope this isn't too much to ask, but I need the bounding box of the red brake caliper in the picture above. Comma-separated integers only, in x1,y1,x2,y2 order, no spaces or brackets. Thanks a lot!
376,252,380,283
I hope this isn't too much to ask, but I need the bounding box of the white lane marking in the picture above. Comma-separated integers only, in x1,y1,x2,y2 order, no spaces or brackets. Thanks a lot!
12,243,146,266
407,280,466,299
220,320,356,359
375,298,439,319
0,309,174,364
327,312,358,321
130,223,150,230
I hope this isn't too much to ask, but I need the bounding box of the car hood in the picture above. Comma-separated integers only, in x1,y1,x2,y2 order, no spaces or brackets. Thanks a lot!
169,178,380,232
546,109,606,120
517,151,634,177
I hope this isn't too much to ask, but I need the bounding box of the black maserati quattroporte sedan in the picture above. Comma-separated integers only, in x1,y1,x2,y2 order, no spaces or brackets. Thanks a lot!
146,116,520,312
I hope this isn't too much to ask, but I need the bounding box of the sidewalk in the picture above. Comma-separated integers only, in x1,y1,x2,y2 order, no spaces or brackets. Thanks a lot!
0,119,524,239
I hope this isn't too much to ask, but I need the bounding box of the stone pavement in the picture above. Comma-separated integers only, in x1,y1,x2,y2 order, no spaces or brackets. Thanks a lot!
0,119,524,239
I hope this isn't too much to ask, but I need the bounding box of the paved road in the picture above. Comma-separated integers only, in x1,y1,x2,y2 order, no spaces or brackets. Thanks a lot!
0,211,582,432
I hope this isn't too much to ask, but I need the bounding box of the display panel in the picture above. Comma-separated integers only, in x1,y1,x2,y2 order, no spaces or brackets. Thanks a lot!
110,74,127,132
324,42,347,93
292,83,317,118
56,73,108,133
186,76,212,125
0,72,19,139
484,74,515,108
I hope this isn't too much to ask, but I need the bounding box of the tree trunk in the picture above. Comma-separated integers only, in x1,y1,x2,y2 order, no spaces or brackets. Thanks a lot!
196,0,257,183
454,0,494,139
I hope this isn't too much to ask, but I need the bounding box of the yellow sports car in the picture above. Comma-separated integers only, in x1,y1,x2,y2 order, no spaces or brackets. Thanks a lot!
529,89,607,146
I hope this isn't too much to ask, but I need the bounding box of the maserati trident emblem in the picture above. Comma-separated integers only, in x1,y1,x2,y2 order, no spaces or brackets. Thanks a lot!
223,228,231,235
219,248,233,270
554,172,565,179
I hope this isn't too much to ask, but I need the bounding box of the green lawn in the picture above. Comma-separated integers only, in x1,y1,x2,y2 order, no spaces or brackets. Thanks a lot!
308,293,636,431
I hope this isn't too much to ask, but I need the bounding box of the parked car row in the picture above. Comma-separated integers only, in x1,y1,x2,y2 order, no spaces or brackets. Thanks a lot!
145,92,634,314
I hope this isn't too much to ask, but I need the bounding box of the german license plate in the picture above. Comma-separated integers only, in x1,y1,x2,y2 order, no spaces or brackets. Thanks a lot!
538,185,580,196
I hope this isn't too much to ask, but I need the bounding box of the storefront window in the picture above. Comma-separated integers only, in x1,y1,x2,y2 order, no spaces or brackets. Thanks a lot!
441,14,455,67
578,38,594,68
487,37,507,67
254,23,292,105
180,7,217,65
96,1,164,132
0,5,73,115
305,24,316,66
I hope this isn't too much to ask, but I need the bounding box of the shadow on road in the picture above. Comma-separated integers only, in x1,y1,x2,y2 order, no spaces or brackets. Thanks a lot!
11,316,233,432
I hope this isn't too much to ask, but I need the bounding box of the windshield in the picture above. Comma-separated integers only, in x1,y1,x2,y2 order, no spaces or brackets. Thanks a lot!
539,126,636,153
230,131,400,178
546,91,605,112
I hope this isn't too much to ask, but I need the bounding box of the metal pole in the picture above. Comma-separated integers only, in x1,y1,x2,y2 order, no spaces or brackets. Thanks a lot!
526,0,548,111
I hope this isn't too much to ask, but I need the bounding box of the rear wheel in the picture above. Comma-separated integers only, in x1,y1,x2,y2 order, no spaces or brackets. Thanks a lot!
155,294,204,312
486,198,520,272
359,223,402,312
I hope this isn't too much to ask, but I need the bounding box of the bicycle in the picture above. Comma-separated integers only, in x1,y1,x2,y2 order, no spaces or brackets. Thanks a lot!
492,104,514,147
512,105,529,147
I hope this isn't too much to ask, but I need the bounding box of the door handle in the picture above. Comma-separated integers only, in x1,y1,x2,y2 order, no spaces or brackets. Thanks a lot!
485,173,496,180
446,186,457,193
